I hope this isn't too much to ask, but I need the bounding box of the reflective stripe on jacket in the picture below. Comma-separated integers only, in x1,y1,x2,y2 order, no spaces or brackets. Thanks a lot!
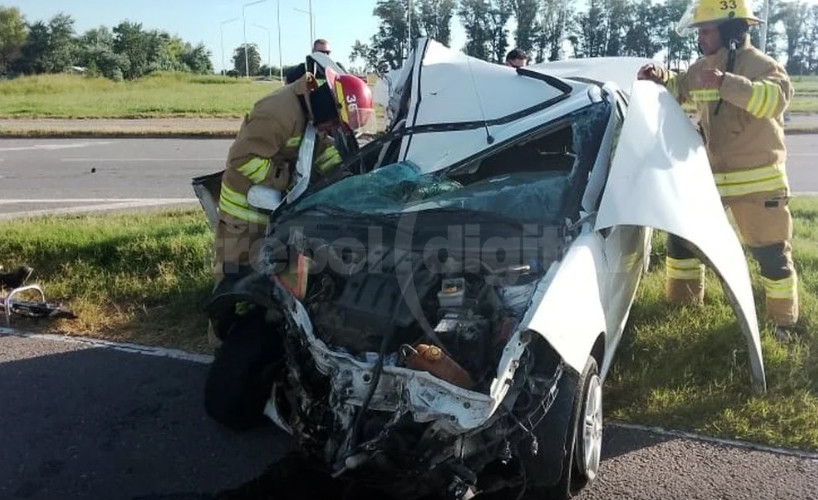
218,75,339,224
662,38,792,198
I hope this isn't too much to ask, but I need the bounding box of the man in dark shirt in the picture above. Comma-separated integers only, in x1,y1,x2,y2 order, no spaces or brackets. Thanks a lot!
285,39,331,83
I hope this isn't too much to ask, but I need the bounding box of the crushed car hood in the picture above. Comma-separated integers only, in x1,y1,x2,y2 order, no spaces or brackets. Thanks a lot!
596,81,766,392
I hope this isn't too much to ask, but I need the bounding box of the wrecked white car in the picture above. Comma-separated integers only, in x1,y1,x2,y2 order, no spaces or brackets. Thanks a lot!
197,41,766,499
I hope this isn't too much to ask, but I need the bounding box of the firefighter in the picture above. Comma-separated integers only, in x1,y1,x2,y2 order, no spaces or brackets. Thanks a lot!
637,0,798,341
213,70,374,288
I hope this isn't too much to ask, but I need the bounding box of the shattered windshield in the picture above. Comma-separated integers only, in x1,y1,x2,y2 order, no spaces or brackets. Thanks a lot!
291,101,610,224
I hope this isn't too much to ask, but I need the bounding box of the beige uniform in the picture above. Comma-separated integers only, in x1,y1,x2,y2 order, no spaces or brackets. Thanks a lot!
214,74,341,282
659,38,798,326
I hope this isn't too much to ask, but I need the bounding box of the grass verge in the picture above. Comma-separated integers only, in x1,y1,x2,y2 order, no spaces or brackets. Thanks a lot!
0,209,212,352
607,196,818,451
0,73,278,118
0,199,815,449
1,73,817,118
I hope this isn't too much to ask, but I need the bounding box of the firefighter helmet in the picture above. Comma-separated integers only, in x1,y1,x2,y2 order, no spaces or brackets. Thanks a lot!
676,0,762,36
326,69,375,132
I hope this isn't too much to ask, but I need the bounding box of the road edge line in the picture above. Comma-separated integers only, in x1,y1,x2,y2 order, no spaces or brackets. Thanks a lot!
609,422,818,460
0,326,213,364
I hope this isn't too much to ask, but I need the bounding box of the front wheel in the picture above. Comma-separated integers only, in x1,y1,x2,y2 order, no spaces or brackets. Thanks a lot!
524,356,602,500
204,309,281,431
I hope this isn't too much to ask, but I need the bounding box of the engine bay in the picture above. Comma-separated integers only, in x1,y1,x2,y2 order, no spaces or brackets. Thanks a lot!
278,235,551,392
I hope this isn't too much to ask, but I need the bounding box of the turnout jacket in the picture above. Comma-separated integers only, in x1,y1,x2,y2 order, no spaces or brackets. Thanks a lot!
219,74,340,224
659,38,793,198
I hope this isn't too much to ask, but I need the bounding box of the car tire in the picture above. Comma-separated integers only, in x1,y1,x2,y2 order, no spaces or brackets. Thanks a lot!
204,310,281,431
523,356,602,500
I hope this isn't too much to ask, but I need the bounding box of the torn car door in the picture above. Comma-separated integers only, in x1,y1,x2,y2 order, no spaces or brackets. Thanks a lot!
597,81,766,393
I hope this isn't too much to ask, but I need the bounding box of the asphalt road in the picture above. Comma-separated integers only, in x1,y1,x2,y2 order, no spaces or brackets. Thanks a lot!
1,333,816,500
0,136,817,218
0,139,231,218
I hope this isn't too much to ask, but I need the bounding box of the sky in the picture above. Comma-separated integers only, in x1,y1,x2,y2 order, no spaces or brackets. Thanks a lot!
15,1,467,73
14,1,818,73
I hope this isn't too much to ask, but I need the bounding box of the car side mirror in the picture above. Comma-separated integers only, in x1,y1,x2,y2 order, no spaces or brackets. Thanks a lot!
247,185,283,211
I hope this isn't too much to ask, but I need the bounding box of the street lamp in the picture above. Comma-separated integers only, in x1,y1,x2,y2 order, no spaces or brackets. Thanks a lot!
276,0,283,82
220,17,239,74
252,23,272,78
243,0,267,78
293,7,315,48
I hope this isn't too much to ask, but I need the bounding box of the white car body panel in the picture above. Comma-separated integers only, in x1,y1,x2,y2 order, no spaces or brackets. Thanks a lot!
526,232,608,374
397,39,594,174
596,81,766,392
532,56,658,94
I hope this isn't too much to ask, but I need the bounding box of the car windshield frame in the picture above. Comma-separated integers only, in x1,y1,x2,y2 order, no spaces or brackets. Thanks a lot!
283,100,613,226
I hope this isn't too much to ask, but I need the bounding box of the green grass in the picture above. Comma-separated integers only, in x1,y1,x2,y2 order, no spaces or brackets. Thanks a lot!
607,196,818,450
0,209,213,351
0,199,816,449
0,73,278,118
2,72,817,118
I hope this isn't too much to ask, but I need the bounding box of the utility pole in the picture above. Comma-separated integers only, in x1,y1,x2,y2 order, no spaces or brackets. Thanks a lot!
309,0,314,44
760,0,770,54
243,0,267,77
294,7,315,50
220,18,239,74
277,0,283,82
253,24,272,78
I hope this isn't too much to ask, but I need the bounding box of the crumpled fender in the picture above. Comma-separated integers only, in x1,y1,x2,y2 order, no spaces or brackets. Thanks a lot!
596,81,766,393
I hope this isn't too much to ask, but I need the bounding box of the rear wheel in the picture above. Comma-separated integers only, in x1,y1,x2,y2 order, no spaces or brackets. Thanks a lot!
204,309,281,430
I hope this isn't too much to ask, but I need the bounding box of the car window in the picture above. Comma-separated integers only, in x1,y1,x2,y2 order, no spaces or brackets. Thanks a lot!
289,101,610,225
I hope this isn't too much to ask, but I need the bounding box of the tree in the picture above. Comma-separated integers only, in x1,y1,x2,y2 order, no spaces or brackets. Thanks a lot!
233,43,261,76
459,0,492,60
367,0,418,72
577,0,608,57
417,0,455,46
350,39,379,73
603,0,631,56
113,21,152,79
780,0,810,74
75,26,129,80
15,21,49,74
14,13,75,74
621,0,663,58
535,1,573,62
181,43,213,74
511,0,540,54
487,1,513,63
0,6,27,75
661,0,697,70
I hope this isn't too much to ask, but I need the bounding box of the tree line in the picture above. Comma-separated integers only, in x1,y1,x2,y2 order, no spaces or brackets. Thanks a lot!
351,0,818,76
4,1,818,82
0,6,212,80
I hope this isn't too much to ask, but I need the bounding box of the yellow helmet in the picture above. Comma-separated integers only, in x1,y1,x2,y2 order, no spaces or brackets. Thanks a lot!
676,0,763,36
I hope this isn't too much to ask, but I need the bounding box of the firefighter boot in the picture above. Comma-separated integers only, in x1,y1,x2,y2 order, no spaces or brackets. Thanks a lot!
666,277,704,306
